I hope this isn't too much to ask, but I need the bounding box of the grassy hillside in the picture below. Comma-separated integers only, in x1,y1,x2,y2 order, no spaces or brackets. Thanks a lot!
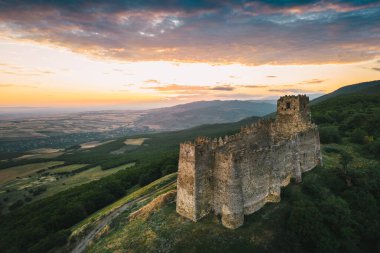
311,80,380,104
0,117,260,253
312,94,380,158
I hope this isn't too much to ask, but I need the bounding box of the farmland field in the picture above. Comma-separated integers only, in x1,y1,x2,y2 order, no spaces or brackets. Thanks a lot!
0,162,135,213
44,163,136,197
0,161,64,185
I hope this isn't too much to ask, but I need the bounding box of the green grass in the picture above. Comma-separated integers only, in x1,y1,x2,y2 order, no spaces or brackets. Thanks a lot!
0,161,64,185
322,142,379,169
87,190,275,253
42,163,136,198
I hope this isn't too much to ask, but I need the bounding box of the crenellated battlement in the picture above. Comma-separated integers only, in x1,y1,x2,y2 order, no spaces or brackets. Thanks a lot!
187,118,275,150
176,95,322,229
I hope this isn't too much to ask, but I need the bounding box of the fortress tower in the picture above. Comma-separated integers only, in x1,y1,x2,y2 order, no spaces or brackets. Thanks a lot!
275,95,311,137
176,95,322,229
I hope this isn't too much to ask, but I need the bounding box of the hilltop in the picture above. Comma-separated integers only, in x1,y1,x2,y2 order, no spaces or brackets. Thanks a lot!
311,80,380,104
0,80,379,253
137,100,275,130
84,90,380,253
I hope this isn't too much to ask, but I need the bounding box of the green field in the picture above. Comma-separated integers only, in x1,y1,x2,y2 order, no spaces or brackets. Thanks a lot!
0,163,135,214
0,161,64,185
41,163,136,199
49,164,88,173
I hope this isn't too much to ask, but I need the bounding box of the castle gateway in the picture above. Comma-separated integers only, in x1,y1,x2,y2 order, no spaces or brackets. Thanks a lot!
176,95,322,229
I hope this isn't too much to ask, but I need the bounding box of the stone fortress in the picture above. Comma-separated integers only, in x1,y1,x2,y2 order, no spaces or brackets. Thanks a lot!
176,95,322,229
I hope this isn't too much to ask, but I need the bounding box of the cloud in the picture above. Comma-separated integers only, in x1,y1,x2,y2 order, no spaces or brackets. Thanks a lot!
372,67,380,71
0,1,379,65
215,93,258,99
144,79,161,84
266,75,277,78
143,84,209,94
0,66,53,76
0,83,38,88
268,88,321,93
147,84,206,91
240,85,269,88
298,79,326,84
144,84,236,93
209,85,235,91
0,84,13,87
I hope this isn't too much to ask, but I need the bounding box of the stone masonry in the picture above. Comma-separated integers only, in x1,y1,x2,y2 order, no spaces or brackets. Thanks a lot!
176,95,322,229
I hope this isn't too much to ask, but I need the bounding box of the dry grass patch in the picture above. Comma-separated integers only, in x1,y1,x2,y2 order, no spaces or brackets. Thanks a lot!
80,140,114,149
129,190,176,221
124,138,149,146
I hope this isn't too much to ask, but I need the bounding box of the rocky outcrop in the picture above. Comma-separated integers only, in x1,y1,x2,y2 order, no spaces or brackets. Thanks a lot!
176,95,322,229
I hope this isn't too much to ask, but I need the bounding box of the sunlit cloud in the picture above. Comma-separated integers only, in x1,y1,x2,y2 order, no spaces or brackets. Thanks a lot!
298,79,326,84
0,1,379,107
0,83,38,88
143,84,236,93
268,88,323,93
0,1,379,65
240,85,269,88
144,79,161,84
210,85,235,91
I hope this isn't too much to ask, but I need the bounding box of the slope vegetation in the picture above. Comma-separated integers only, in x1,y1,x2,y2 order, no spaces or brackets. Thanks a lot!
87,92,380,253
312,80,380,104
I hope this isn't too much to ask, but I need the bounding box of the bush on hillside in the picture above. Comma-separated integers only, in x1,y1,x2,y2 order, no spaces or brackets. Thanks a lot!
319,126,341,144
350,129,367,144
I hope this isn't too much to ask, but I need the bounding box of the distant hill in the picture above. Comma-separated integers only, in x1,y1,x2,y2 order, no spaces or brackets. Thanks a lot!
136,100,276,130
311,80,380,104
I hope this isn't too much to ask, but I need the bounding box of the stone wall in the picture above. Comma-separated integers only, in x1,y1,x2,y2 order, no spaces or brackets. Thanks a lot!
176,95,322,229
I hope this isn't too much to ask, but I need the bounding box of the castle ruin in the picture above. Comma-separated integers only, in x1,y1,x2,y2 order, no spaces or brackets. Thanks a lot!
176,95,322,229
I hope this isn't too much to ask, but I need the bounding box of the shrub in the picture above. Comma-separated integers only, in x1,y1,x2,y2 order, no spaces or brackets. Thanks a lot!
350,129,367,144
366,140,380,157
9,200,24,211
319,126,341,144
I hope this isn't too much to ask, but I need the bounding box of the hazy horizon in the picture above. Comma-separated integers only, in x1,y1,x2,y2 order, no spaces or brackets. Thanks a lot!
0,93,326,116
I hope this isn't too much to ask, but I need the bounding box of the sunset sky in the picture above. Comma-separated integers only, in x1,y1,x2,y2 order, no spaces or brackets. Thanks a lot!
0,0,379,108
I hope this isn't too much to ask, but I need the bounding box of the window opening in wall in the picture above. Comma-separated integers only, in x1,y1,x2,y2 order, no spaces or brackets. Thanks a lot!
286,102,291,109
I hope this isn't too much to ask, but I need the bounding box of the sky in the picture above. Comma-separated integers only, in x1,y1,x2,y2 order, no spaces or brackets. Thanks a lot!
0,0,379,109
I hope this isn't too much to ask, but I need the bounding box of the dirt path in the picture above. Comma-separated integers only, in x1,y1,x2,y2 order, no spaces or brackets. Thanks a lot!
70,181,176,253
